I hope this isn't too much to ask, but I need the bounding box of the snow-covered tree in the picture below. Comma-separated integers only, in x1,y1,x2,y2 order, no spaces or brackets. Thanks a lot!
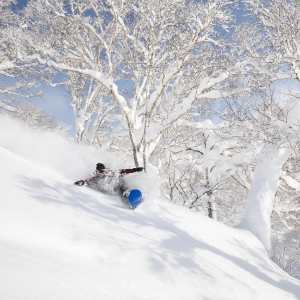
226,1,300,257
159,111,252,221
0,100,62,131
0,1,19,107
0,0,40,115
219,80,300,276
272,162,300,279
247,0,300,80
239,80,300,252
21,0,244,168
66,73,117,144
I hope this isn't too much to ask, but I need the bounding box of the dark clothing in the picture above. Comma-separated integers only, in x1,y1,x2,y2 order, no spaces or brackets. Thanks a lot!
94,167,143,175
74,167,143,195
120,167,143,175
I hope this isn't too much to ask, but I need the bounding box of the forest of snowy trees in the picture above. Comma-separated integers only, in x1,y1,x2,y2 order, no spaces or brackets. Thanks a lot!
0,0,300,279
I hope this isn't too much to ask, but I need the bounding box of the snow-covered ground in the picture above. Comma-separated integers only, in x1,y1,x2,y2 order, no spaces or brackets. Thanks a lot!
0,116,300,300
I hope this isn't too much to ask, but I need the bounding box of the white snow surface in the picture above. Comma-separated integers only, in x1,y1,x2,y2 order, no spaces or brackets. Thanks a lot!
0,116,300,300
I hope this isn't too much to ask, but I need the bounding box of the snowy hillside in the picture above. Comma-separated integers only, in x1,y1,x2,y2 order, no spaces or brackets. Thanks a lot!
0,116,300,300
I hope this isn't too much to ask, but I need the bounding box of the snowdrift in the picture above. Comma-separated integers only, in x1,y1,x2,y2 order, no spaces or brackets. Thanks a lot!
0,115,300,300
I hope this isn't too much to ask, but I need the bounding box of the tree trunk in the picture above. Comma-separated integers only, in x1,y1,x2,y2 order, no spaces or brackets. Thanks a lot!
205,167,217,220
241,144,290,252
125,115,140,167
208,200,213,218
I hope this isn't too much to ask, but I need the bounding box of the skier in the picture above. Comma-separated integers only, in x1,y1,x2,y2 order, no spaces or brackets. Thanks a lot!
74,162,143,199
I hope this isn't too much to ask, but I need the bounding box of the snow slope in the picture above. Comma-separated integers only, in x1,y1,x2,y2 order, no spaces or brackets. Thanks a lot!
0,117,300,300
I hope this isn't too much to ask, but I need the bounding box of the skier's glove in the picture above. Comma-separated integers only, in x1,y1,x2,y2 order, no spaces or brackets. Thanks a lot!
74,180,85,186
136,167,144,172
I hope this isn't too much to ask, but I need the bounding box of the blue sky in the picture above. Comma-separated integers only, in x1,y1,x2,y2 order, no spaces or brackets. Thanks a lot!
33,85,75,134
12,0,28,12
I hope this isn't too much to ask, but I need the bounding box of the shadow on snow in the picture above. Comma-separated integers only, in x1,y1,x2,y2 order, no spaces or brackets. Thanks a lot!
16,175,300,298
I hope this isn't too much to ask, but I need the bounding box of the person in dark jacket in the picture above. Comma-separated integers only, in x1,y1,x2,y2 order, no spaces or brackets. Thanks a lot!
74,162,143,196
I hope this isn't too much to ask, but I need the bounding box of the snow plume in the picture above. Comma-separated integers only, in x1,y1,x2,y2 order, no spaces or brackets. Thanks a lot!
0,114,160,199
0,115,121,180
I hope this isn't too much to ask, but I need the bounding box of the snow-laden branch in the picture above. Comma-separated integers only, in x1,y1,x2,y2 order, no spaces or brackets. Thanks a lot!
0,101,18,113
241,145,291,252
34,54,132,119
108,0,148,55
281,173,300,192
0,61,15,72
247,0,300,80
19,0,240,167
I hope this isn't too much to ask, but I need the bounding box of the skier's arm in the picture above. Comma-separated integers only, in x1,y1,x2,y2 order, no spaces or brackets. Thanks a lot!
120,167,144,175
74,179,86,186
74,174,102,186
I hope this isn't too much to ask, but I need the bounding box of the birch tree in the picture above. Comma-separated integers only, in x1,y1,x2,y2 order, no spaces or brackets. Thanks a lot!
159,115,251,220
66,73,117,144
226,0,300,254
21,0,242,168
240,81,300,252
247,0,300,80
